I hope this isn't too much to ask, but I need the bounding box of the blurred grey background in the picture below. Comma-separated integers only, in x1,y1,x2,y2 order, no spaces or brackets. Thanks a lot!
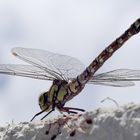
0,0,140,125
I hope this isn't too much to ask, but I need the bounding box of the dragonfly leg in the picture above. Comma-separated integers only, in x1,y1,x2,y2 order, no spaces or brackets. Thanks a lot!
41,108,55,120
30,107,48,121
63,107,85,112
59,107,85,114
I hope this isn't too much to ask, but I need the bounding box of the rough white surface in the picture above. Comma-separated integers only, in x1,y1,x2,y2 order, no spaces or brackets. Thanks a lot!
0,103,140,140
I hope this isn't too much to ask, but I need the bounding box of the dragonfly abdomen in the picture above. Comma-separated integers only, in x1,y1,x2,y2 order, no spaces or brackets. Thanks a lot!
86,18,140,80
69,18,140,92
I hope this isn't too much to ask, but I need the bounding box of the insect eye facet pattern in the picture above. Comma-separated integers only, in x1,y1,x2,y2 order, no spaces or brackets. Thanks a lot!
0,18,140,121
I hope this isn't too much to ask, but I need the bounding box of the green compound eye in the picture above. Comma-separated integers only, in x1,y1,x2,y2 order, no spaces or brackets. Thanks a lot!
38,92,51,111
38,94,44,106
44,94,48,103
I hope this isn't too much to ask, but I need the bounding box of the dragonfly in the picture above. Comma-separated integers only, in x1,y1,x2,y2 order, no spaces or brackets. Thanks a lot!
0,18,140,121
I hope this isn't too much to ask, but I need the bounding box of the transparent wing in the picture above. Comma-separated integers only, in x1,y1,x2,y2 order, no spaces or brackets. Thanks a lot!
0,64,55,81
12,47,85,80
89,69,140,87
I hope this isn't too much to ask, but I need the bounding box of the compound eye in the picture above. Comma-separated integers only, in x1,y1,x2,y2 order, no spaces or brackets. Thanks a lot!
44,94,48,103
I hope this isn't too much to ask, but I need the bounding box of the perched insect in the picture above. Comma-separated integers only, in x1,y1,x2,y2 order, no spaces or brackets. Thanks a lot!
0,18,140,121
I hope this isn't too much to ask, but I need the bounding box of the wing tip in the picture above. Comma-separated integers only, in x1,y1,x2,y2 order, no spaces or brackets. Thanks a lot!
12,52,18,56
11,47,21,56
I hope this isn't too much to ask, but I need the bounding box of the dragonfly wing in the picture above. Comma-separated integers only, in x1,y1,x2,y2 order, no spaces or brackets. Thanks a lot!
89,69,140,87
0,64,55,81
88,80,135,87
12,47,85,80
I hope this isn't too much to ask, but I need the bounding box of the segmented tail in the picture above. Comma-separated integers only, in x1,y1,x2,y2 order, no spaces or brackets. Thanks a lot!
70,18,140,93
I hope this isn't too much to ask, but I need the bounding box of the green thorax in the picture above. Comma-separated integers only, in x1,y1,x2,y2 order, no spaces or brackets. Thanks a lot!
39,79,85,112
49,79,68,104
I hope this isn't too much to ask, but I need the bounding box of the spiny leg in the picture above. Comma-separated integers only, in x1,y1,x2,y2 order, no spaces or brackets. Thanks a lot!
41,108,55,120
30,107,48,121
63,107,85,112
59,106,85,114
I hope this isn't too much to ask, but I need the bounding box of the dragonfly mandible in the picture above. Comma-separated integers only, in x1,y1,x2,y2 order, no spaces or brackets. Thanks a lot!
0,18,140,121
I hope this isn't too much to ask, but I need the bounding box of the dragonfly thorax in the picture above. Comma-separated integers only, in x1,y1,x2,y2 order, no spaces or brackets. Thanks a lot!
38,79,69,112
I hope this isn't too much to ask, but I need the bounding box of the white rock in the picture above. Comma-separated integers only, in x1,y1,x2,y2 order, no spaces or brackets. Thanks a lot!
0,103,140,140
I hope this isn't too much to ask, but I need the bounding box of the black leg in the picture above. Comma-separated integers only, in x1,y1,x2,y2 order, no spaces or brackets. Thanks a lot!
41,108,55,120
65,110,78,114
59,106,85,114
30,107,48,121
63,107,85,112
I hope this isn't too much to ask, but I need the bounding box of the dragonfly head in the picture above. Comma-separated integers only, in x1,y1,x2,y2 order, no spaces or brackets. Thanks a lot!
38,92,52,112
